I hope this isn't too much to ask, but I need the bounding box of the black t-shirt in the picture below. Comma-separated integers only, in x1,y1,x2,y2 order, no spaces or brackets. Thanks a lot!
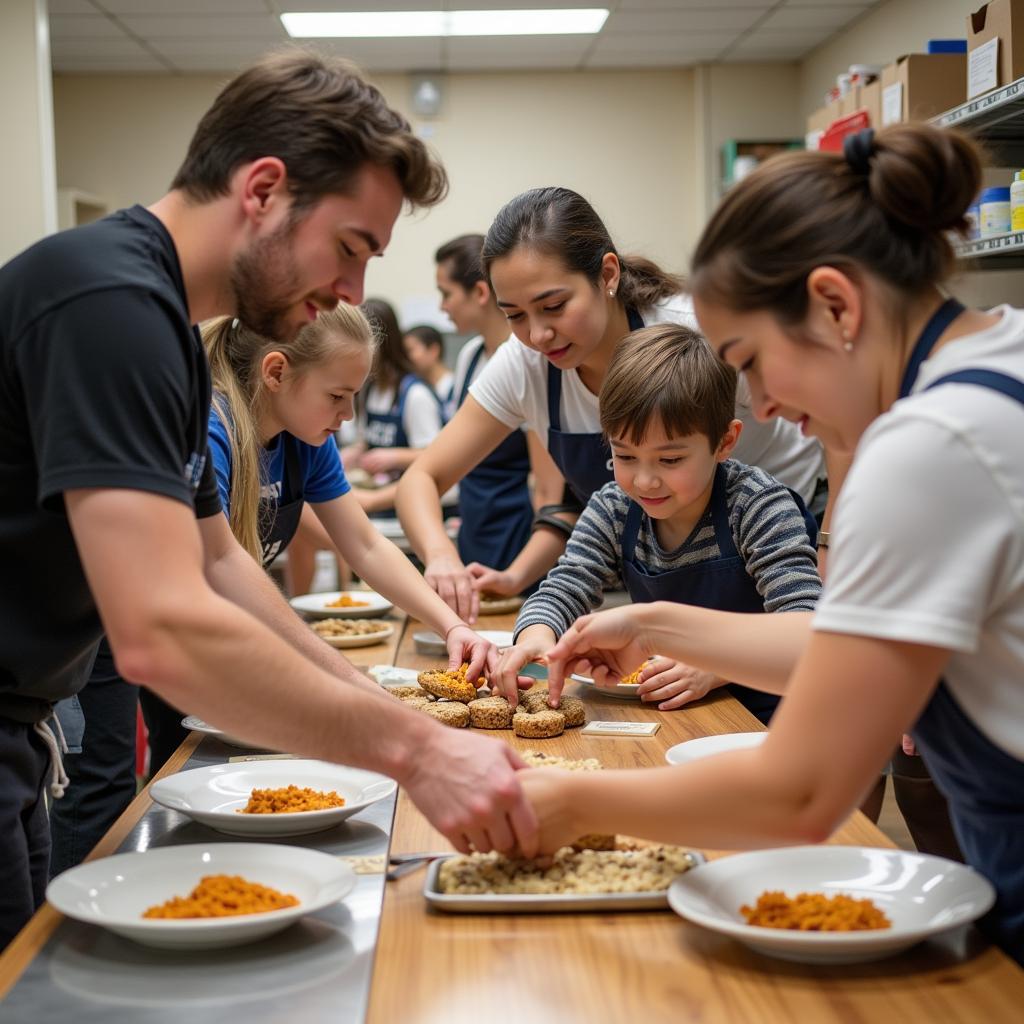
0,205,221,723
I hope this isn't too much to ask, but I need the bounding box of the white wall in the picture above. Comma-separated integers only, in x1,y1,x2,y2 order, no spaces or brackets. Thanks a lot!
53,68,697,321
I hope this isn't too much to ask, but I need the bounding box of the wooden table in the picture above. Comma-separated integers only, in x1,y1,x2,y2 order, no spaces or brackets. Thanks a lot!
366,613,1024,1024
3,610,1022,1023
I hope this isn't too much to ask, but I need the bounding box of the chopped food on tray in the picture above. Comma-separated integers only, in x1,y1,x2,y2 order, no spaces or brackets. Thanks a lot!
142,874,298,918
310,618,391,637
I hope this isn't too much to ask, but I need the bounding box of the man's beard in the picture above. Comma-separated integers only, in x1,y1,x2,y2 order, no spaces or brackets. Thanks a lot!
230,220,304,341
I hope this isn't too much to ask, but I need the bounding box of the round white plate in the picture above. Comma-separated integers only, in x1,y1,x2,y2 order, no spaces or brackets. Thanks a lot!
667,845,996,965
289,590,394,620
665,732,767,765
180,715,264,750
150,760,397,837
310,621,394,648
570,674,642,701
47,843,356,950
413,629,514,656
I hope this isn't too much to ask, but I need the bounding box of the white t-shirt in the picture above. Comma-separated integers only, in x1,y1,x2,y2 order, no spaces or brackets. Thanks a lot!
814,304,1024,759
469,294,825,502
362,378,443,449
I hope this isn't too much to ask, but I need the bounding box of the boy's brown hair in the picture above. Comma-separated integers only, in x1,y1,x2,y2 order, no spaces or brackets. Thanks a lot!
171,49,447,215
599,324,737,451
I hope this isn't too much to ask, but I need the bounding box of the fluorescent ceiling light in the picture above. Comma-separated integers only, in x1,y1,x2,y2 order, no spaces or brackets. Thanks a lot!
281,9,609,39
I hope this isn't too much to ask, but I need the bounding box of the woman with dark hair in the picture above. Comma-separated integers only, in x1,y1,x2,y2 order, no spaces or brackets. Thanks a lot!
398,189,825,623
528,125,1024,964
403,324,453,410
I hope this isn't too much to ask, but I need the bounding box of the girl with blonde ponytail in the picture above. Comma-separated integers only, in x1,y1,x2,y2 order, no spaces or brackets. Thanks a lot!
197,306,499,680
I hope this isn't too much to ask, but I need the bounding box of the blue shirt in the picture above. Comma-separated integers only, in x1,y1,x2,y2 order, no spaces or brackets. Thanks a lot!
207,407,350,516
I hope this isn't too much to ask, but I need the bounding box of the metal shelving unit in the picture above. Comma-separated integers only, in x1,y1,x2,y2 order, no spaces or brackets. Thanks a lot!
932,76,1024,271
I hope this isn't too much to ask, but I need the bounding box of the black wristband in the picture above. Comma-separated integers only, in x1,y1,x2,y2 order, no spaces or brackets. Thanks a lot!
536,503,581,518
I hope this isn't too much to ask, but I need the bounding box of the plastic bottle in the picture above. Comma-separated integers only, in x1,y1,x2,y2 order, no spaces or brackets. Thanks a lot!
979,187,1011,238
1011,172,1024,232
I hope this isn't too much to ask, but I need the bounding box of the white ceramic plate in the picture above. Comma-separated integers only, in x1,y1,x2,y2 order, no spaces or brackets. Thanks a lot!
181,715,264,750
309,621,394,649
664,731,767,765
413,629,514,656
289,590,394,620
667,845,996,965
47,843,356,950
150,760,397,837
570,674,642,701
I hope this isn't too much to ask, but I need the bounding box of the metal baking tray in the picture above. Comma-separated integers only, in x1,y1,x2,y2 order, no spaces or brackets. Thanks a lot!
423,851,705,913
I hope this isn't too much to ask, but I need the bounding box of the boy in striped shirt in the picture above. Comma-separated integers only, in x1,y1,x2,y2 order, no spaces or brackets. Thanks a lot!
498,323,820,722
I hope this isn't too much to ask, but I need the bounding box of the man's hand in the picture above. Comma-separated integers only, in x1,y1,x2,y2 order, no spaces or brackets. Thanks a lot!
517,767,582,855
402,730,538,856
636,657,725,711
424,555,478,623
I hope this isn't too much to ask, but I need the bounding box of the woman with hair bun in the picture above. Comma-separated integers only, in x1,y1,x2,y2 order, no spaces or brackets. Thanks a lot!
532,125,1024,964
398,189,826,623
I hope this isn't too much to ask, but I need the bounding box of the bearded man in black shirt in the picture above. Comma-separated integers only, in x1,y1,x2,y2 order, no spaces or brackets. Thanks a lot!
0,50,537,950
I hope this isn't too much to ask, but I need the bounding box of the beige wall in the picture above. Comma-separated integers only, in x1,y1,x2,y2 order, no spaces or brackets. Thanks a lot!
799,0,974,115
53,68,697,320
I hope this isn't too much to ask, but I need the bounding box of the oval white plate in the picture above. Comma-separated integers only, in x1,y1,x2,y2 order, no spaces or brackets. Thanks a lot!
150,760,397,837
664,732,767,765
289,590,394,620
413,629,514,656
667,845,996,965
570,674,642,701
180,715,264,750
47,843,356,950
310,622,395,648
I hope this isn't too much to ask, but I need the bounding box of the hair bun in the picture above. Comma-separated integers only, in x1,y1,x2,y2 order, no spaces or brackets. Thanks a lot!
868,124,982,235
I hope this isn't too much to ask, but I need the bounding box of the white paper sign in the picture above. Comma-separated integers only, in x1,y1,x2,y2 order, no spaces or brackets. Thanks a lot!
581,721,661,737
968,37,1000,98
882,82,903,125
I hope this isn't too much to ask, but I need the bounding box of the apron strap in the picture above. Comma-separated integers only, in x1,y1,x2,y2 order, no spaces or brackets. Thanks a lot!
926,368,1024,405
707,464,740,559
459,343,485,407
898,298,966,398
33,716,70,800
546,362,564,433
626,306,645,332
281,433,303,505
620,500,644,565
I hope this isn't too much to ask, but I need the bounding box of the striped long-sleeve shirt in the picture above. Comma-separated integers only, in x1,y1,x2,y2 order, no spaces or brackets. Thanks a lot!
514,460,821,640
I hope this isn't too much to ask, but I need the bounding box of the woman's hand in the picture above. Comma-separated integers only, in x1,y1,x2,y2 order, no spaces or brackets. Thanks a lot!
466,562,521,598
544,606,656,705
424,555,478,623
491,630,554,706
636,658,725,711
444,624,499,684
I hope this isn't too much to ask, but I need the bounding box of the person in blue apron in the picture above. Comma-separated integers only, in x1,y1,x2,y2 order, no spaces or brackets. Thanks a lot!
50,305,500,875
493,323,820,722
396,188,828,623
403,323,455,418
524,125,1024,965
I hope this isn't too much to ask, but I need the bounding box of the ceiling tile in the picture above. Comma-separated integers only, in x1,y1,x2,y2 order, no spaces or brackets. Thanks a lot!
53,55,169,72
758,5,871,31
97,0,271,13
273,0,440,11
585,50,711,68
742,27,843,48
783,0,874,7
446,34,590,70
589,32,737,55
50,36,153,58
314,36,445,71
49,0,99,14
49,15,128,39
117,14,285,39
615,0,775,8
603,9,766,34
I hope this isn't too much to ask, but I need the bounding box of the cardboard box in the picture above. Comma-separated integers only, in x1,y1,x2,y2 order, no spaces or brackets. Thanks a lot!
838,85,862,118
806,106,832,133
861,79,882,127
825,96,844,126
879,54,967,124
967,0,1024,97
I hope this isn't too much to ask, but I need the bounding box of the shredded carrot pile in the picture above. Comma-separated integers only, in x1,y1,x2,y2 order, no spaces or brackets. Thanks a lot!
238,784,346,814
741,890,891,931
142,874,298,919
325,594,369,608
620,666,645,684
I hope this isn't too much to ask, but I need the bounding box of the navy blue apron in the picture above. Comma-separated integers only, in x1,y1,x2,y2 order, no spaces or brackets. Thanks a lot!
897,298,1024,965
546,307,645,505
620,463,781,725
259,432,305,568
457,343,534,571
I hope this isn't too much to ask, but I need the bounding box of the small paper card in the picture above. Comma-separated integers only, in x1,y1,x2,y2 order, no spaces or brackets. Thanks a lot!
227,752,300,763
968,37,999,99
581,721,660,738
881,82,903,125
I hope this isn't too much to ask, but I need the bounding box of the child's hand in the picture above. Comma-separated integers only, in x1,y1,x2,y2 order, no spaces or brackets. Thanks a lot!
444,624,498,683
424,556,478,622
466,562,520,597
492,636,551,707
359,448,401,475
636,658,725,711
516,768,583,856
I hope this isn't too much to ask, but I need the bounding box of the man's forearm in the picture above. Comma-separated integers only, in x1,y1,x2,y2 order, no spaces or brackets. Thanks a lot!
205,545,382,695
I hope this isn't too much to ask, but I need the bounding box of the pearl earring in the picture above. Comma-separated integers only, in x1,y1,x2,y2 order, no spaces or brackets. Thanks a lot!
608,289,615,298
844,341,854,352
